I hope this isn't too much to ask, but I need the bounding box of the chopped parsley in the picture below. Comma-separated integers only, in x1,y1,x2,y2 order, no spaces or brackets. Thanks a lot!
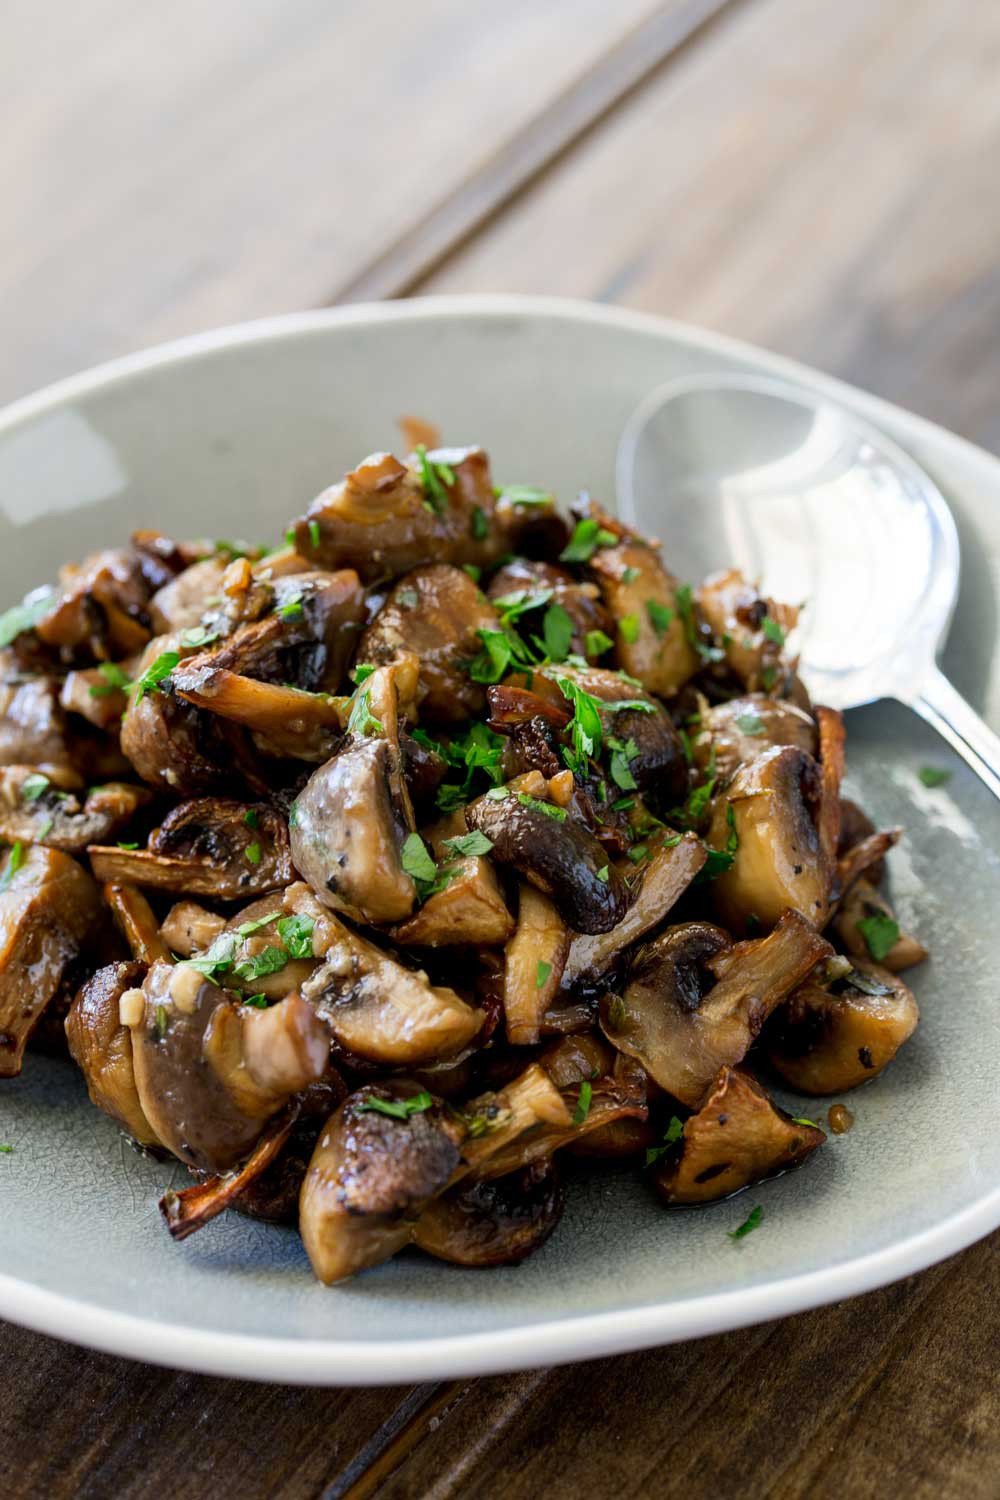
308,519,321,550
401,831,438,885
470,506,489,541
275,913,315,958
352,663,375,684
700,803,739,879
243,808,260,829
727,1204,763,1242
414,444,456,513
359,1091,434,1121
585,628,614,658
117,841,139,851
644,1115,684,1167
542,602,574,662
241,993,269,1009
735,712,765,736
646,600,673,637
573,1080,593,1126
595,864,609,883
236,911,282,937
179,624,220,649
761,616,786,646
435,724,507,811
462,563,482,583
559,518,617,564
466,627,534,684
89,661,132,698
517,792,567,822
485,786,510,801
21,773,50,803
132,651,180,705
155,1004,168,1039
346,687,383,738
918,766,951,788
244,842,262,866
36,817,53,840
0,841,25,892
233,945,288,981
0,1144,11,1154
0,587,55,648
442,830,494,858
621,566,641,584
627,844,649,864
608,736,639,791
856,912,899,962
495,485,554,508
397,589,419,609
619,613,640,644
279,594,305,621
676,584,724,663
535,960,552,989
791,1117,821,1129
493,587,553,623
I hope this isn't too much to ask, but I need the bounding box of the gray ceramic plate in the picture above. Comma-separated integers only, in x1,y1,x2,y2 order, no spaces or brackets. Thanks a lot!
2,297,998,1385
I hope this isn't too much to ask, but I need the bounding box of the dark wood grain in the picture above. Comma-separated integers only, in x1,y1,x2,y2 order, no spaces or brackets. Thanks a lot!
4,0,1000,1496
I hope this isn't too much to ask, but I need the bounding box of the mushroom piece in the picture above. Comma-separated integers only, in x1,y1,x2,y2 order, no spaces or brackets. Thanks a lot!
0,767,151,854
158,900,227,957
89,798,293,900
466,780,628,935
487,557,612,661
589,533,700,697
602,910,832,1107
293,447,506,582
765,959,919,1093
502,883,570,1045
149,556,229,634
60,664,133,730
357,564,501,723
705,745,832,935
561,833,707,989
103,882,171,964
691,694,818,785
414,1163,564,1267
128,960,329,1173
696,568,799,693
832,876,927,972
0,844,105,1077
160,1108,299,1241
649,1067,826,1204
65,961,163,1146
293,900,483,1066
120,634,243,796
390,843,514,949
35,547,153,660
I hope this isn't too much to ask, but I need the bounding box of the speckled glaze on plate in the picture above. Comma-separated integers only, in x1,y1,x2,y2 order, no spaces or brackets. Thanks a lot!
1,297,998,1385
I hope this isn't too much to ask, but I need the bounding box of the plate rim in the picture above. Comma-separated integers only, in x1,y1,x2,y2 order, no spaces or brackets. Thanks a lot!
3,292,998,1383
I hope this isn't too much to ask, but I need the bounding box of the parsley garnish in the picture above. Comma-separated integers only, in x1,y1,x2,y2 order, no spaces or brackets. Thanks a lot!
442,830,494,858
495,485,554,507
21,773,50,803
646,600,673,637
462,563,482,582
470,506,489,541
535,960,552,989
275,913,315,958
0,587,54,648
435,724,507,811
0,1144,11,1154
621,566,641,584
466,627,535,684
700,803,739,879
179,625,220,649
245,842,262,866
89,661,132,698
619,613,640,644
397,589,419,608
493,587,553,623
727,1204,763,1241
346,687,383,738
241,993,269,1009
517,792,567,822
856,912,899,962
132,651,180,705
236,911,281,937
918,766,951,788
735,712,765,735
608,735,639,791
606,994,627,1031
542,603,574,662
585,629,613,658
401,831,437,884
676,584,724,663
308,519,321,550
0,841,25,892
358,1091,434,1121
645,1115,684,1167
233,945,288,981
414,444,456,513
485,786,510,800
279,595,304,621
595,864,609,883
761,616,786,646
573,1080,593,1125
559,518,617,564
791,1117,821,1129
155,1004,168,1038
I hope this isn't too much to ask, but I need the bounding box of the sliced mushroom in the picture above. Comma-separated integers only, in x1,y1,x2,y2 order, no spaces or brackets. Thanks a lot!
602,910,832,1106
103,882,171,964
90,798,292,900
697,569,798,693
173,674,347,763
589,534,700,696
390,853,513,949
502,883,570,1045
650,1066,826,1203
128,960,329,1172
0,673,75,769
120,633,242,796
561,833,707,989
765,959,919,1093
466,779,627,935
60,664,133,729
65,960,162,1146
293,448,505,582
159,900,227,958
706,745,831,935
0,767,151,853
487,557,611,660
414,1163,564,1267
0,844,105,1076
358,564,500,723
691,694,818,785
286,884,482,1064
832,876,926,972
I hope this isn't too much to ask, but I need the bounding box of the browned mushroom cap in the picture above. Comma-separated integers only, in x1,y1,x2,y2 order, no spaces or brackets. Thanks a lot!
603,910,832,1107
487,557,612,660
293,447,507,583
765,959,919,1093
650,1067,826,1204
692,695,818,785
390,814,513,949
705,745,831,935
414,1163,564,1267
128,960,329,1173
89,798,293,900
0,768,151,854
149,556,229,634
65,960,162,1146
561,833,707,989
300,1085,467,1283
0,844,105,1077
0,672,78,769
466,781,627,935
589,534,700,697
35,547,153,660
832,876,927,973
285,883,482,1064
358,564,500,723
697,568,798,693
502,883,570,1045
120,634,242,796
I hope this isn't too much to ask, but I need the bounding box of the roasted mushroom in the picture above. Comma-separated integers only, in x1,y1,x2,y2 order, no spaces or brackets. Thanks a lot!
697,568,799,694
649,1066,826,1203
0,767,150,853
414,1163,564,1267
502,883,570,1044
691,694,818,785
487,557,611,661
602,910,832,1106
65,960,162,1147
0,843,105,1076
766,958,919,1093
390,814,513,949
832,877,927,973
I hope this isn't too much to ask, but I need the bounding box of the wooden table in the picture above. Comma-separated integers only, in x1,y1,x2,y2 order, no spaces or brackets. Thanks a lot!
3,3,1000,1494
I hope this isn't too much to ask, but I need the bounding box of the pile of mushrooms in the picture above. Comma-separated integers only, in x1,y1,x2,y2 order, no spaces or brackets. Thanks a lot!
0,435,925,1281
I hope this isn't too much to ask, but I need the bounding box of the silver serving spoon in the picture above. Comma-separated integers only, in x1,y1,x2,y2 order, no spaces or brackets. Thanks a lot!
616,371,1000,800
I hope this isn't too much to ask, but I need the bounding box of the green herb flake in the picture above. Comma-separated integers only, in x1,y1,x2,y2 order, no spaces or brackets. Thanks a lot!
117,841,139,851
352,663,375,685
585,629,614,658
470,506,489,541
727,1204,763,1242
559,518,617,564
573,1080,593,1126
233,945,288,981
132,651,180,705
856,912,899,962
279,594,305,621
606,994,627,1032
397,589,419,609
618,613,640,644
918,766,951,788
497,484,554,508
358,1091,434,1121
517,792,567,822
244,842,262,866
644,1115,684,1166
285,527,296,546
0,1144,12,1154
535,960,552,990
0,587,55,648
276,913,315,959
241,993,269,1009
21,773,50,804
243,808,260,829
646,600,674,637
542,602,574,662
179,625,220,649
621,566,641,584
791,1117,821,1129
155,1004,168,1039
0,841,25,892
442,830,493,858
735,712,765,736
462,563,482,582
611,795,635,812
89,661,132,698
627,843,649,864
346,687,383,738
596,864,609,883
308,519,321,550
485,786,510,801
401,831,438,885
236,911,281,937
761,616,786,646
675,584,725,664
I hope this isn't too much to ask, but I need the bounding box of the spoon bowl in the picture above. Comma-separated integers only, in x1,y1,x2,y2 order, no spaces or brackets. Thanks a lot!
617,372,1000,798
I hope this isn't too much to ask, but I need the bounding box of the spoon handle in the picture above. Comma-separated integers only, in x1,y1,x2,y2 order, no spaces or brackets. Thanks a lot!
912,666,1000,802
